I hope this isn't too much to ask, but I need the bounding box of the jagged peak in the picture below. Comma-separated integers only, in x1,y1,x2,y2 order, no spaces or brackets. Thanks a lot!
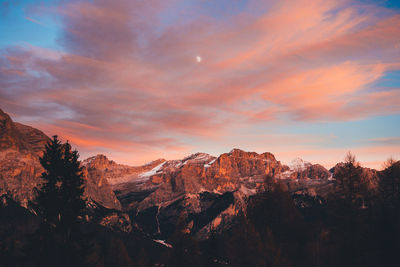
289,157,312,170
0,108,12,122
227,148,276,161
83,154,115,167
182,152,213,162
85,154,109,161
228,148,246,154
144,158,166,166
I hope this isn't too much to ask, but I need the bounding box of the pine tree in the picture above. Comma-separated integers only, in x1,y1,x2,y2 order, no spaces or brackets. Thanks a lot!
58,141,86,233
30,135,64,230
27,135,87,266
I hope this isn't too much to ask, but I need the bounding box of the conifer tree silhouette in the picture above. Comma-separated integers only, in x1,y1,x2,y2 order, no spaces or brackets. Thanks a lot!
27,135,87,266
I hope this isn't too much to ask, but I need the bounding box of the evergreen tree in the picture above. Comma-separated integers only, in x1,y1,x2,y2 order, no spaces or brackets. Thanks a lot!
58,141,86,233
30,135,64,230
27,135,87,266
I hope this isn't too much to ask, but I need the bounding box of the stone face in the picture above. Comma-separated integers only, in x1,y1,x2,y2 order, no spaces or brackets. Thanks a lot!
83,167,122,210
14,123,50,155
279,158,331,180
116,149,285,213
0,109,29,152
109,149,291,239
0,150,43,207
0,109,121,210
303,164,331,180
109,150,346,239
0,109,50,155
83,154,166,185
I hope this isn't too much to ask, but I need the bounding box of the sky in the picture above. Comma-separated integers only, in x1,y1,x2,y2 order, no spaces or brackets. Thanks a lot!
0,0,399,169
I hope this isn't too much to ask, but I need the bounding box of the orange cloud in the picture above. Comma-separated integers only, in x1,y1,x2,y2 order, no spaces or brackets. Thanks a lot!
1,0,399,164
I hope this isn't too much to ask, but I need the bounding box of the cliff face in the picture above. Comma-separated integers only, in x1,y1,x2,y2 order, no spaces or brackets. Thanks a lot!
98,148,337,239
0,109,27,152
82,154,165,185
0,109,49,154
0,109,49,206
105,149,291,239
0,151,43,207
0,109,121,210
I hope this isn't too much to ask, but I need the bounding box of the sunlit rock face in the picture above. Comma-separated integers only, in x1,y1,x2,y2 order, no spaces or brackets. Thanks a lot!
108,149,291,239
0,109,121,210
82,154,166,186
107,149,342,239
279,158,331,180
0,109,28,152
0,151,43,207
0,109,49,206
112,149,284,212
0,109,49,154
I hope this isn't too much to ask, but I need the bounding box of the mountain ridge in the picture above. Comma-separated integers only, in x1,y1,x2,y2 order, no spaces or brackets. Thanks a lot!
0,108,380,239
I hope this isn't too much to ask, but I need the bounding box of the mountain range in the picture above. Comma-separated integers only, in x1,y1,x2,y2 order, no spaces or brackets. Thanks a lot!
0,108,378,241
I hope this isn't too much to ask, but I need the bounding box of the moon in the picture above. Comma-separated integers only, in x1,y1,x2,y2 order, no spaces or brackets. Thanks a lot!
196,56,202,63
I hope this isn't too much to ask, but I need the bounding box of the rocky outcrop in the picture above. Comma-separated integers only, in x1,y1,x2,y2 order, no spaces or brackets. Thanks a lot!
109,149,291,239
0,109,49,154
279,158,331,180
0,109,121,210
83,167,122,210
0,150,44,207
116,149,285,213
83,154,166,185
0,109,28,152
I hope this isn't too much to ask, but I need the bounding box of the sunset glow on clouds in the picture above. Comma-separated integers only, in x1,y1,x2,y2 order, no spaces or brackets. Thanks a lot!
1,0,399,169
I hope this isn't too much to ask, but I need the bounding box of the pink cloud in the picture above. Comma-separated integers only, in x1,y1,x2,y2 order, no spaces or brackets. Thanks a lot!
1,0,399,164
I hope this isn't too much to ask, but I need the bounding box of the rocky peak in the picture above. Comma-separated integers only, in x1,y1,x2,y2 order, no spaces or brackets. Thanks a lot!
14,123,49,154
0,108,122,210
0,109,49,154
304,164,331,180
279,158,330,180
83,154,117,170
182,153,215,165
289,158,312,171
227,148,276,161
0,109,26,152
144,158,166,166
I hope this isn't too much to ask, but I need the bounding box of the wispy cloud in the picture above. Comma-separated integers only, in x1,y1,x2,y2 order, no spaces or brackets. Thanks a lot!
25,16,46,27
1,0,399,165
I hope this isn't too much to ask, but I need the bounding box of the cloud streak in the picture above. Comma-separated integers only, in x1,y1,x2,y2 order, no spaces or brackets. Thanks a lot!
0,0,399,165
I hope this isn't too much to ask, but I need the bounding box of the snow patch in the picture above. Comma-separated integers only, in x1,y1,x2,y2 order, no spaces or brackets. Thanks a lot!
289,158,312,171
153,239,173,248
138,161,166,178
204,158,217,168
